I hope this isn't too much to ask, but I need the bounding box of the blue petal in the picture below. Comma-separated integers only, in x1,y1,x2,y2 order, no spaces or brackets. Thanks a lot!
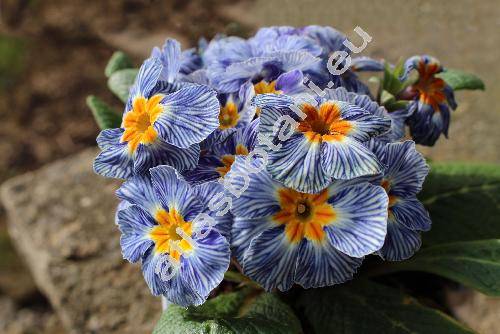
96,128,122,150
182,154,222,185
295,236,362,288
243,226,299,292
134,140,199,174
180,230,230,298
391,197,431,231
337,102,391,142
116,174,161,215
192,181,233,240
154,84,220,148
379,219,422,261
151,39,181,83
231,216,275,265
141,251,205,306
226,156,281,219
130,57,163,99
350,57,384,72
268,133,331,194
325,182,388,257
93,142,134,179
117,205,155,263
383,141,429,197
276,70,306,95
149,165,203,222
321,137,383,180
303,25,349,56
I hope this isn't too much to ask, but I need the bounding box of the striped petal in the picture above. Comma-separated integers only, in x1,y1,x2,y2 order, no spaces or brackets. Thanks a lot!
231,216,275,265
96,128,122,150
321,137,383,180
180,230,230,298
379,219,422,261
391,197,431,232
154,84,220,148
295,235,362,288
337,102,391,142
130,57,163,100
325,182,388,257
116,174,161,215
150,166,203,222
226,156,281,218
134,140,199,174
116,205,155,263
151,39,181,83
192,181,232,240
383,141,429,197
93,141,133,179
267,133,330,193
183,155,223,185
243,226,299,292
141,251,205,306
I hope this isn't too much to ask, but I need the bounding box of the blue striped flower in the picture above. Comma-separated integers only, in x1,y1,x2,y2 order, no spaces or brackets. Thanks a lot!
253,88,391,193
400,55,457,146
185,119,259,184
370,141,431,261
93,57,220,179
115,166,230,307
226,156,388,291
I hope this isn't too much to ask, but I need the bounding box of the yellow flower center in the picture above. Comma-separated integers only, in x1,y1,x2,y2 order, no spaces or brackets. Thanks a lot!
273,188,336,243
218,100,240,130
215,144,249,177
149,208,193,261
121,94,164,152
253,80,282,115
297,102,353,143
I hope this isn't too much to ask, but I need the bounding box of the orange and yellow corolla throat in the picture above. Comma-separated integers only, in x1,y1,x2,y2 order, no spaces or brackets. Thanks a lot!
298,102,353,143
215,144,249,177
253,80,283,115
149,208,193,261
121,94,164,152
219,100,240,130
273,188,336,243
414,62,446,111
381,179,398,219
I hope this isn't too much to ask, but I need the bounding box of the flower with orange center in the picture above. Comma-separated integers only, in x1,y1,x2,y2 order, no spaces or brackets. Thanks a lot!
115,165,230,306
149,208,193,262
218,100,240,130
121,94,164,152
298,102,353,143
227,156,389,291
273,188,336,243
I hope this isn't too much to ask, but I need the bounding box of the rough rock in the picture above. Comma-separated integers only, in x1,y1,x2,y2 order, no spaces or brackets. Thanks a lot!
0,296,64,334
0,149,161,333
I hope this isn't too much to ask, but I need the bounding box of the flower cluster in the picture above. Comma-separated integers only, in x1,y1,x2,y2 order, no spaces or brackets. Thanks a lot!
93,26,445,307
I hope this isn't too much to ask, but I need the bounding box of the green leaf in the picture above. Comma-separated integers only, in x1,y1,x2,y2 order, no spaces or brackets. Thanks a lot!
107,68,138,103
86,95,121,130
153,290,302,334
389,240,500,296
437,69,485,91
296,280,475,334
105,51,134,78
419,162,500,246
382,60,408,96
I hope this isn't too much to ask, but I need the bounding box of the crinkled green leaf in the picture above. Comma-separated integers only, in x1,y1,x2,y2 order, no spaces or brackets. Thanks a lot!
437,69,485,91
105,51,134,78
86,95,121,130
419,162,500,246
107,68,138,103
391,240,500,296
153,290,302,334
296,280,475,334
